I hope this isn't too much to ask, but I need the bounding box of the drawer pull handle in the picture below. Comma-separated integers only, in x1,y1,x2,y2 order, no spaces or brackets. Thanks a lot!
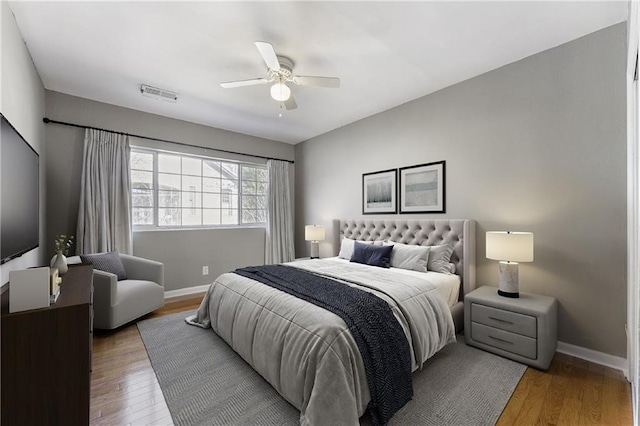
488,316,513,325
488,335,514,345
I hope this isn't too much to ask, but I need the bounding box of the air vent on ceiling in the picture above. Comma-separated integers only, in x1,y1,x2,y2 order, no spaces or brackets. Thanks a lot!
140,84,178,102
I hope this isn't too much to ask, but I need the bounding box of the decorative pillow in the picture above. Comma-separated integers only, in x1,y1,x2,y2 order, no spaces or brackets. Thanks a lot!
338,239,381,260
385,242,430,272
80,251,128,281
427,244,455,274
350,242,393,268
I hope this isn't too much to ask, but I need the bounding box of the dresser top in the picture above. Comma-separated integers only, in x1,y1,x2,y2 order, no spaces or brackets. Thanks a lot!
1,263,93,317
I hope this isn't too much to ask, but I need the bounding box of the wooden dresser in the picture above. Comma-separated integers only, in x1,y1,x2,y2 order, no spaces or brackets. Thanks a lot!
1,263,93,424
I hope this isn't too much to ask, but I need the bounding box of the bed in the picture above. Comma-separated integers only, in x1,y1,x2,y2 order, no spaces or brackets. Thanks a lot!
187,219,476,425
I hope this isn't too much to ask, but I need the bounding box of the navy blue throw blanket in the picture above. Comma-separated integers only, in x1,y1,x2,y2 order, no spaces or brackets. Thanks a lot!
234,264,413,426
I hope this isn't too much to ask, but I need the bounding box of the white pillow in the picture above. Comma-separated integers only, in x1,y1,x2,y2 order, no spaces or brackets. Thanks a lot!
385,242,430,272
427,243,455,274
338,239,381,260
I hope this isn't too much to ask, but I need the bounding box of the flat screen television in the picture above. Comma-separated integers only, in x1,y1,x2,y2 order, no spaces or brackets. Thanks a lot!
1,114,39,264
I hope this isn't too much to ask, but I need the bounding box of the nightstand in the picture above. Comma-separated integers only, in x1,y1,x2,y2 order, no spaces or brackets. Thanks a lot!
464,286,557,370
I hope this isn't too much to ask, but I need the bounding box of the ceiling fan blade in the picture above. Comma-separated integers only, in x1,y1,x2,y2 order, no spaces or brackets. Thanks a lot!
255,41,280,71
220,78,270,89
292,75,340,88
284,94,297,110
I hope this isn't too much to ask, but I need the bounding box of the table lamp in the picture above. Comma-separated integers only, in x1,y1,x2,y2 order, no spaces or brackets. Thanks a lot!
486,231,534,298
305,225,325,259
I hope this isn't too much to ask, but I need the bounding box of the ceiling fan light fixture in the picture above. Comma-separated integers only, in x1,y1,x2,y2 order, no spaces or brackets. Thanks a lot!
270,82,291,101
220,41,339,111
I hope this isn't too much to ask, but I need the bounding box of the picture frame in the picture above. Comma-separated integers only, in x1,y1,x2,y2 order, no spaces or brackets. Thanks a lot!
362,168,397,214
399,161,446,214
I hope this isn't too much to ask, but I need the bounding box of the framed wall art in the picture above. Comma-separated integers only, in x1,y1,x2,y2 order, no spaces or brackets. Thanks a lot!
399,161,445,213
362,169,397,214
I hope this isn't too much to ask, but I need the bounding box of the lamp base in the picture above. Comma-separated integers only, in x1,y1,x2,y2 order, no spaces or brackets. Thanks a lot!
497,261,519,298
309,241,320,259
497,289,520,298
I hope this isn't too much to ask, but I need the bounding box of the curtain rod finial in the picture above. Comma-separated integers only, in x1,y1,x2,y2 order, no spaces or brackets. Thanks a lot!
43,117,50,123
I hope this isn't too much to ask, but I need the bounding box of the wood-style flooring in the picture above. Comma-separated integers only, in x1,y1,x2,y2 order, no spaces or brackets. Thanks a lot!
90,295,633,426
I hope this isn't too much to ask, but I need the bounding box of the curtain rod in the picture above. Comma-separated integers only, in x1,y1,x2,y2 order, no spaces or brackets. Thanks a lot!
42,117,294,164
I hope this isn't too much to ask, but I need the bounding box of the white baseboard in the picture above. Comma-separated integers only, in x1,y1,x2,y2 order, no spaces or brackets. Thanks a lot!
164,284,210,300
557,340,628,377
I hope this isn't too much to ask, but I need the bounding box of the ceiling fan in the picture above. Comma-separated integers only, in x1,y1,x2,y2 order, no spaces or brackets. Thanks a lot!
220,41,340,111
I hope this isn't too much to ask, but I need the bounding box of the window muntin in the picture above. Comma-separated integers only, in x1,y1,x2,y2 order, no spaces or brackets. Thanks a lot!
131,148,268,228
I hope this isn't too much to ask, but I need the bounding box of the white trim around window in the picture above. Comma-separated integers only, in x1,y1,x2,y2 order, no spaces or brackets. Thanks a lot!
130,147,268,230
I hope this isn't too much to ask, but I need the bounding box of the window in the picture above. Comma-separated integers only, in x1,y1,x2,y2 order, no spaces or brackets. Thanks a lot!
130,148,268,228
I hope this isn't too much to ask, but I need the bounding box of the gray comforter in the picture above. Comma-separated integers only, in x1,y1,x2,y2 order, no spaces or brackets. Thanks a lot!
186,258,456,425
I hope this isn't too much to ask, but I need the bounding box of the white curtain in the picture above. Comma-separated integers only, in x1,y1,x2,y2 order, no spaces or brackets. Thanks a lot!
76,129,132,254
265,159,294,264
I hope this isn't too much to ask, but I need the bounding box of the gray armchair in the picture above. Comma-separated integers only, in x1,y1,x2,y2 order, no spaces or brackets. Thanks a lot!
71,253,165,329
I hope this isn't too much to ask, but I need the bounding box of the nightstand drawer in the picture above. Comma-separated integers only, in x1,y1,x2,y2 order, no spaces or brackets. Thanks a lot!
471,322,537,359
471,303,536,338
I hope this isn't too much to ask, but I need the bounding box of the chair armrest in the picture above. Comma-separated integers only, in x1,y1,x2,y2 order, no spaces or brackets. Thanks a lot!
119,254,164,288
92,270,117,329
93,269,118,305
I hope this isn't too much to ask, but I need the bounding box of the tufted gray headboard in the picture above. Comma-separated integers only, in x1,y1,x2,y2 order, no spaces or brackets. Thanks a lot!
333,219,476,333
334,219,477,299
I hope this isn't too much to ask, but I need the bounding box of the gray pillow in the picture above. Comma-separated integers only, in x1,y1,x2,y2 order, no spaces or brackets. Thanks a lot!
385,242,430,272
446,262,456,274
80,251,128,281
427,244,455,274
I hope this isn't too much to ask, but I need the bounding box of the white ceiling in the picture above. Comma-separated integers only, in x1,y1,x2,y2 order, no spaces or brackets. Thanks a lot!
8,1,628,144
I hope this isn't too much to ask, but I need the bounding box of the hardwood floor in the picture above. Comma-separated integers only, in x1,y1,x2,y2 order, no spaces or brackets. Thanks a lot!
91,295,633,426
90,297,201,425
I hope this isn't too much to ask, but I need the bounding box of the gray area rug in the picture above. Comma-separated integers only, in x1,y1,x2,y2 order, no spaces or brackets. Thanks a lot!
138,310,526,426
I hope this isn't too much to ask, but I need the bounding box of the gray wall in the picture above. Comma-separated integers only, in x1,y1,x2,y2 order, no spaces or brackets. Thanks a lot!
0,2,46,285
294,24,627,357
45,91,294,291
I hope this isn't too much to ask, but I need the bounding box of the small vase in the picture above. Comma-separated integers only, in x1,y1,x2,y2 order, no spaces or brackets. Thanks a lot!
51,251,68,276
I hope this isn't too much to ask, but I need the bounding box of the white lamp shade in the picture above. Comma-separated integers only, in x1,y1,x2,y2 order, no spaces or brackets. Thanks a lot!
270,83,291,101
305,225,325,241
486,231,534,262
